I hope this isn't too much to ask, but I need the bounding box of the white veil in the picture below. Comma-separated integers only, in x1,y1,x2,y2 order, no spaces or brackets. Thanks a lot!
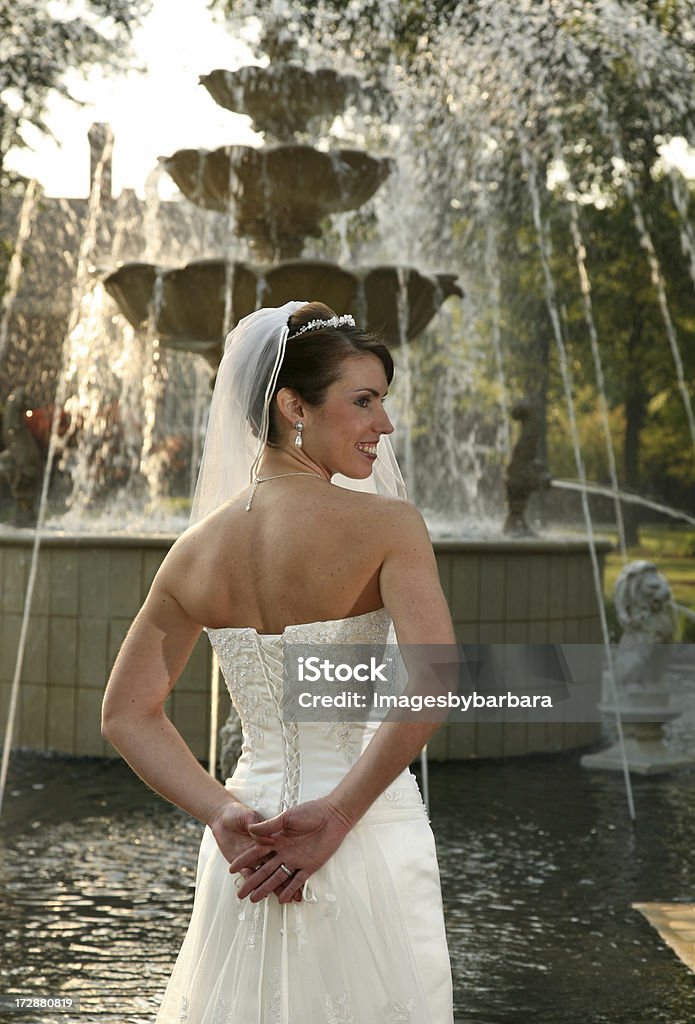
190,302,407,525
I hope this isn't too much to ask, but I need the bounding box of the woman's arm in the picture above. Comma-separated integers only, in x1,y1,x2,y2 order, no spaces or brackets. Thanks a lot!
102,576,232,827
232,501,457,903
102,542,300,895
101,542,251,834
325,500,456,822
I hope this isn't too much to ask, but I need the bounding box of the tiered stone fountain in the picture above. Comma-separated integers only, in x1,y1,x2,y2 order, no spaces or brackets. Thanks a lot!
102,58,461,366
0,48,608,763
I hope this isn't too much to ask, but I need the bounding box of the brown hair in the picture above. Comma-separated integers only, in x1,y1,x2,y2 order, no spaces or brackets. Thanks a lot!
250,301,394,443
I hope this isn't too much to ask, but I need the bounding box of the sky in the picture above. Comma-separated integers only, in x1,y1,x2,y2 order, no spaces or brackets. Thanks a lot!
6,0,261,198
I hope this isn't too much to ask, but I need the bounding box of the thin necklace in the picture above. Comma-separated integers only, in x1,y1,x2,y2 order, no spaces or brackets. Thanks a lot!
245,472,325,511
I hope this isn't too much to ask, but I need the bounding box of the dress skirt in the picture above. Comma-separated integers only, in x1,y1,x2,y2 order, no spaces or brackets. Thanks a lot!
154,792,453,1024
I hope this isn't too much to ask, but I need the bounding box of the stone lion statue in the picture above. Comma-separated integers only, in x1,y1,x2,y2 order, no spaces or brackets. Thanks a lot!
614,560,676,642
612,560,677,696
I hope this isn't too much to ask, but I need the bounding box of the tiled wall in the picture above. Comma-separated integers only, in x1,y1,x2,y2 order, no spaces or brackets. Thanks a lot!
0,536,219,760
0,533,609,761
430,539,607,759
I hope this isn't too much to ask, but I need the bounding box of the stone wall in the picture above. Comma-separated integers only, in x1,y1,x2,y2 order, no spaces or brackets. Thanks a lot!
0,534,215,760
0,531,610,761
432,538,608,760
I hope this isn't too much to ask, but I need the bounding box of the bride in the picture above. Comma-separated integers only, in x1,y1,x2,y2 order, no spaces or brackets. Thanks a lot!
102,300,455,1023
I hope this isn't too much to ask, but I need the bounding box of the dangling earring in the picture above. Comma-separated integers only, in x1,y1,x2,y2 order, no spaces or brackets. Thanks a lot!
294,421,304,448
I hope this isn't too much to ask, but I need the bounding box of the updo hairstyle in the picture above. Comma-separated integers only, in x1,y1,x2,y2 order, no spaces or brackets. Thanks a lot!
250,301,394,444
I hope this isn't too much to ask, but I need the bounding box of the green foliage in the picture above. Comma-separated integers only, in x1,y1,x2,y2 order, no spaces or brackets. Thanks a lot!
642,388,695,489
681,616,695,642
547,385,625,479
554,179,695,505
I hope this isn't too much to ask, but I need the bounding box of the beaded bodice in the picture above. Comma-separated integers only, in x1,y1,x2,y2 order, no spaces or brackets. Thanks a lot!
206,607,424,818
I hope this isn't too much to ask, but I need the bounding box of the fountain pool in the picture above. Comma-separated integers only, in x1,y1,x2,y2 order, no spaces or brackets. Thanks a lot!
2,749,694,1024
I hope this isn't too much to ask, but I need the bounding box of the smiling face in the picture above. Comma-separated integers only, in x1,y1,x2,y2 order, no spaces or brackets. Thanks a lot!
301,353,394,480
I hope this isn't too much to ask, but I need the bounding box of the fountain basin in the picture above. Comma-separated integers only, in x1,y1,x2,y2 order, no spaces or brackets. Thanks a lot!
103,258,463,358
0,530,608,760
200,65,361,141
162,144,391,257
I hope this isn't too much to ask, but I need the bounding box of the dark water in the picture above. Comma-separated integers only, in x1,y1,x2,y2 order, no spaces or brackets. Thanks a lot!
1,750,694,1024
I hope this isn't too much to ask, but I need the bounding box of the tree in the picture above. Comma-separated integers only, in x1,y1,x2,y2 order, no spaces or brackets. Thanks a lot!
0,0,151,195
556,175,695,540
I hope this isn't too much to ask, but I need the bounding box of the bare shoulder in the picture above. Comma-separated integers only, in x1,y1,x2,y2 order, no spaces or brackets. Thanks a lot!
378,496,430,539
373,497,453,644
336,490,431,545
146,501,233,599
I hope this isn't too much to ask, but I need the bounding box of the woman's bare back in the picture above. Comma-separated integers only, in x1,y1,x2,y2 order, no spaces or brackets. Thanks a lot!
173,480,401,633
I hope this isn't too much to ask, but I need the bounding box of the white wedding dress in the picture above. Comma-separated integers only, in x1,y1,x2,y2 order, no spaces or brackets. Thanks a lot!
155,607,453,1024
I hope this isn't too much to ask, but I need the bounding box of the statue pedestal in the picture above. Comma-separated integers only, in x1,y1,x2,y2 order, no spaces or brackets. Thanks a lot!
581,699,695,775
581,734,695,775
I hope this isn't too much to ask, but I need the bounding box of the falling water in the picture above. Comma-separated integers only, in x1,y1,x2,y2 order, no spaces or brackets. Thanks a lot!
258,147,280,260
50,155,225,526
193,150,212,254
669,167,695,288
221,253,235,338
333,212,352,266
553,479,695,529
143,166,166,262
7,0,691,540
0,178,41,366
521,136,635,819
483,215,511,458
255,272,269,312
551,132,627,557
58,285,145,517
395,267,415,498
139,272,166,512
612,13,695,307
345,0,695,530
110,188,141,265
222,162,237,337
0,133,114,815
439,306,477,514
598,108,695,457
189,361,211,501
550,13,695,457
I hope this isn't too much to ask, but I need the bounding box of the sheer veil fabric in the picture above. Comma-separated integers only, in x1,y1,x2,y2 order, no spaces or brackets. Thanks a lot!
190,301,407,526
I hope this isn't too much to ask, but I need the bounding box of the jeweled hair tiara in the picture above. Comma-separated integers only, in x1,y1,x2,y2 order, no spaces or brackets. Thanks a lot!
287,314,356,339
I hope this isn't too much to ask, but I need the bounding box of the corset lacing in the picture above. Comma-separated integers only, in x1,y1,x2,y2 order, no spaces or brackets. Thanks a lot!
252,634,315,1024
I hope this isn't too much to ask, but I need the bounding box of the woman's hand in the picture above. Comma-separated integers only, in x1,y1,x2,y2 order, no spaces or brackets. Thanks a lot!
228,797,353,904
208,801,267,867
